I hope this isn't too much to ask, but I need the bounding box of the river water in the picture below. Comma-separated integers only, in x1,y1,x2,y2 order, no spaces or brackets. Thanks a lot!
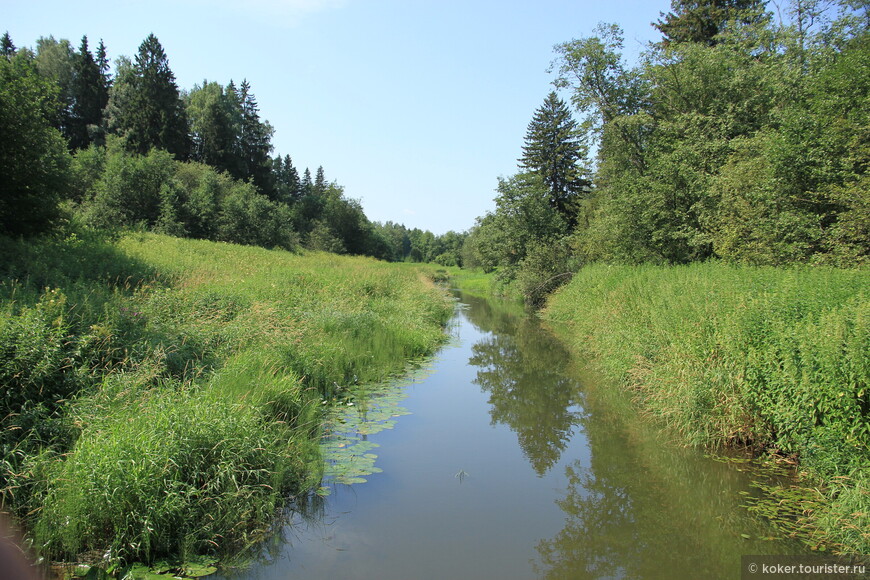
218,292,806,579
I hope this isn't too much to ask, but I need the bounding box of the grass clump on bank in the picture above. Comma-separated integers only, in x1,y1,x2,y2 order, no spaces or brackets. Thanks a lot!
0,231,452,569
542,262,869,554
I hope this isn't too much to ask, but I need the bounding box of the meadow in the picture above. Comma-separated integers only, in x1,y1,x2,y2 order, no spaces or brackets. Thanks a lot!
541,263,869,553
0,231,452,571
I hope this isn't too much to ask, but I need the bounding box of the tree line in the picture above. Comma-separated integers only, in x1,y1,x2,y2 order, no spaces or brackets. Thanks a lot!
0,32,465,264
462,0,868,305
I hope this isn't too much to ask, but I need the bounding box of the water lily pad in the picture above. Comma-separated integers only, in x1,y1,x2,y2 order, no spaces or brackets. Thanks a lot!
124,564,174,580
183,556,218,577
319,365,431,486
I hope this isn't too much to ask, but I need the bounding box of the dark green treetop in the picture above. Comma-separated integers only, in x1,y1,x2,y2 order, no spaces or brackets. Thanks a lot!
109,33,190,158
1,32,15,57
654,0,768,46
69,36,107,149
519,91,590,224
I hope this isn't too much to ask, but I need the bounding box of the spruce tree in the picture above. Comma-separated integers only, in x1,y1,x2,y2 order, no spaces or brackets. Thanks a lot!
654,0,767,46
238,79,274,195
69,36,103,149
519,92,590,224
273,154,300,202
1,32,15,58
314,165,326,194
95,40,111,111
111,34,190,157
301,168,313,196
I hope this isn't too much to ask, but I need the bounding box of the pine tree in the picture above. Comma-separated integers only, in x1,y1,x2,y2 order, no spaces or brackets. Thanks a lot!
69,36,103,149
314,165,326,194
1,32,15,58
238,79,274,196
654,0,767,46
110,34,190,157
519,92,590,224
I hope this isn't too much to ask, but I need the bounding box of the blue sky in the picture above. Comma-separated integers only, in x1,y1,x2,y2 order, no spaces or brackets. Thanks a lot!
5,0,671,234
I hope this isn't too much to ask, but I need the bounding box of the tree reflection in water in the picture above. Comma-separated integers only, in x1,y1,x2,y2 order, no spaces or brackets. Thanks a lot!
460,292,802,580
463,293,584,475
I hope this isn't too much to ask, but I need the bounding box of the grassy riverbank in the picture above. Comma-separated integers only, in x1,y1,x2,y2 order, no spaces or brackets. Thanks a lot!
0,231,452,571
541,262,869,554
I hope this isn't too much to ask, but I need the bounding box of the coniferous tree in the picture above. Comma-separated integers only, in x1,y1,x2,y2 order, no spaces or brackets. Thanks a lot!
238,79,274,196
273,154,301,203
654,0,767,46
95,40,111,116
519,92,590,224
314,165,326,195
69,36,104,149
1,32,15,58
109,34,190,158
301,167,313,196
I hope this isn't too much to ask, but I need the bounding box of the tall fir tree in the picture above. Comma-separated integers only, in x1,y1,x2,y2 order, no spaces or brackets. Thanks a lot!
69,36,104,149
314,165,326,194
273,154,301,203
1,32,15,58
238,79,274,196
654,0,768,46
109,34,190,158
301,167,313,196
519,92,590,224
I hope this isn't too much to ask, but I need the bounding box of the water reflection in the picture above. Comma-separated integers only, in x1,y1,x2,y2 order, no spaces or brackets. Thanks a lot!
216,292,807,580
463,293,584,475
459,292,804,580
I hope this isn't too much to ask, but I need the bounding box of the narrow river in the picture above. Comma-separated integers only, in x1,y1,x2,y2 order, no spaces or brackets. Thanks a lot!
218,292,806,579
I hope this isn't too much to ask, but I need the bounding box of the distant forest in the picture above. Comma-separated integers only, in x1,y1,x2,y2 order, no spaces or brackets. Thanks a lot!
0,31,466,265
2,0,867,291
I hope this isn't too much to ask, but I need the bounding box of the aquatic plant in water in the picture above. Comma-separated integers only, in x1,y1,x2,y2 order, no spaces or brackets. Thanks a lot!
318,365,434,494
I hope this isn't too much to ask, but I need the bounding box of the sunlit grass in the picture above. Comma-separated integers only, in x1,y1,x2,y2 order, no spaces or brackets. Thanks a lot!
543,262,869,553
0,231,452,567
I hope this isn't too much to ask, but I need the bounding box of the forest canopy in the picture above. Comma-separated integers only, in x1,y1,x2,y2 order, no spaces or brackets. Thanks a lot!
0,31,465,265
461,0,868,304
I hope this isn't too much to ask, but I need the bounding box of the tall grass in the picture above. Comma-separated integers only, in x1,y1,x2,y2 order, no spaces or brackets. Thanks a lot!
0,231,452,567
542,262,869,553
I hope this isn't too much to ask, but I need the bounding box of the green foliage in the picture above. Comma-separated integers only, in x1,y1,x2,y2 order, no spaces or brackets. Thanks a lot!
519,92,590,223
69,36,109,150
543,262,870,553
185,81,242,177
547,10,868,268
0,53,71,235
107,35,190,158
83,142,176,230
465,173,567,277
0,231,452,567
654,0,769,47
